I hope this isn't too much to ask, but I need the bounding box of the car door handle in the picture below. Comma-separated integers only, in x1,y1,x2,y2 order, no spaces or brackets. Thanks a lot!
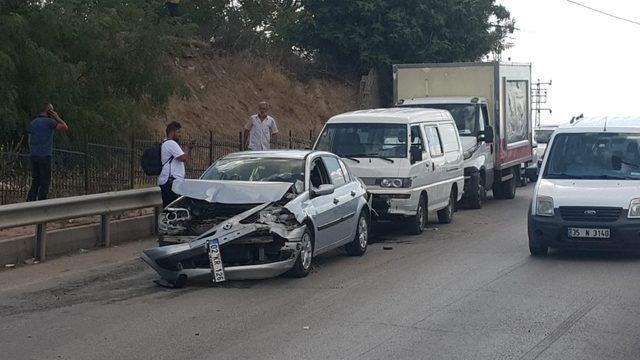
350,191,356,197
333,198,340,204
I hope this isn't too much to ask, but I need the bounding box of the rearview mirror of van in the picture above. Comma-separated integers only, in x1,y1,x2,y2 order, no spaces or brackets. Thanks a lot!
410,145,423,164
612,155,622,171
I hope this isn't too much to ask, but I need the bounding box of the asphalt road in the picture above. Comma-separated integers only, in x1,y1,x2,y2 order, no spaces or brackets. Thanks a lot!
2,184,640,360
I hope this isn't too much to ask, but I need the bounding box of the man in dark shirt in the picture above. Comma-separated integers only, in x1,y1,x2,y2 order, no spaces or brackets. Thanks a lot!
26,104,69,201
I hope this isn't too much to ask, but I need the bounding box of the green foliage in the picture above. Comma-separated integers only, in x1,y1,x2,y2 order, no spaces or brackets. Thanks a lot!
295,0,514,72
0,0,193,145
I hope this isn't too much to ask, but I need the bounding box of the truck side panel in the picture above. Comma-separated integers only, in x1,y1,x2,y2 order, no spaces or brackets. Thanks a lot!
394,64,496,126
497,63,533,169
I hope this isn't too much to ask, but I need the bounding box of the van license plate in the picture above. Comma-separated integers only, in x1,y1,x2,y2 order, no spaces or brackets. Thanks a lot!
207,239,226,282
568,228,610,239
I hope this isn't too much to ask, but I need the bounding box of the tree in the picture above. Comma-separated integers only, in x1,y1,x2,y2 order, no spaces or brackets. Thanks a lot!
0,0,192,144
295,0,514,72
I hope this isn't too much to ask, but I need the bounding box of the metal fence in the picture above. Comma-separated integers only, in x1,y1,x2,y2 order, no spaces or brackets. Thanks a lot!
0,130,314,205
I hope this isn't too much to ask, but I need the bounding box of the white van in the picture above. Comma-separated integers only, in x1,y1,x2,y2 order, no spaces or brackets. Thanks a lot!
314,108,464,234
529,117,640,255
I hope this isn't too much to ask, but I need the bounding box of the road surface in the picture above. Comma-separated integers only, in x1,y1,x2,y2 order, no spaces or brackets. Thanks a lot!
1,185,639,360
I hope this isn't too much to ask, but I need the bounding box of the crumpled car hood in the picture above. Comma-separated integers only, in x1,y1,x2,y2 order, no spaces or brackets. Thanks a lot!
172,179,294,204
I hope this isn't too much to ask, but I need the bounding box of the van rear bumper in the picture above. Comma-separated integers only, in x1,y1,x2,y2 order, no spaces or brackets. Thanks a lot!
528,212,640,250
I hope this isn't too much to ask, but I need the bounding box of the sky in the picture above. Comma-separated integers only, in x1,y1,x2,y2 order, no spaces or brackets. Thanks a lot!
496,0,640,126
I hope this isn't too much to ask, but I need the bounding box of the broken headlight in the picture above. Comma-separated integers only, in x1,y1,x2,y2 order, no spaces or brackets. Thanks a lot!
159,208,190,232
258,207,297,226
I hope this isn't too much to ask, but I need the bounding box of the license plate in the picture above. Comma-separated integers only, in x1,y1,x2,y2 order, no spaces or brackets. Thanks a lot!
207,239,226,282
568,228,610,239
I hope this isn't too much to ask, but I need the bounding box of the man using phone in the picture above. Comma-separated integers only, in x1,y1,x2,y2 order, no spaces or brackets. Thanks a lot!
26,104,69,201
159,121,193,207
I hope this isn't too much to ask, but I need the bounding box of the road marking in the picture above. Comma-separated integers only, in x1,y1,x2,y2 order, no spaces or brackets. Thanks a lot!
519,297,600,360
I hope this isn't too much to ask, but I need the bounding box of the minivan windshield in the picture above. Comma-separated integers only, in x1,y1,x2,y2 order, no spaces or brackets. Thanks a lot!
544,133,640,180
401,104,477,136
315,123,407,158
534,129,555,144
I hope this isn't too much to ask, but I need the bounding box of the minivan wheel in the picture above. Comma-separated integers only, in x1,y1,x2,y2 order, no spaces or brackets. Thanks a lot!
345,212,368,256
289,228,314,277
408,195,427,235
529,239,549,256
437,190,455,224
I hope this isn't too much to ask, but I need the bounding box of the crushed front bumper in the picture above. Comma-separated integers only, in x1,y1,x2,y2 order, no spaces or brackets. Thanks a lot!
369,189,417,217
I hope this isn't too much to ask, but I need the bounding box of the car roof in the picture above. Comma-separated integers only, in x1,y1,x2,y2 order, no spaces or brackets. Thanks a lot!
223,150,333,160
556,117,640,133
327,108,450,124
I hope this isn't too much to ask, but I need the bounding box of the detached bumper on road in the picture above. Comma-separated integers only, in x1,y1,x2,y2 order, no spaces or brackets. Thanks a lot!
528,212,640,250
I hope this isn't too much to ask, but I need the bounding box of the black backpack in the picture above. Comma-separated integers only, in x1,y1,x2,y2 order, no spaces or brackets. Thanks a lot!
141,140,172,176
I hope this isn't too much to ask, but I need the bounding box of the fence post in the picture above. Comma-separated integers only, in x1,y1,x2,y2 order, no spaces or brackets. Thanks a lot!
239,131,244,151
84,135,89,195
129,135,135,189
209,130,214,165
309,129,313,141
35,223,46,261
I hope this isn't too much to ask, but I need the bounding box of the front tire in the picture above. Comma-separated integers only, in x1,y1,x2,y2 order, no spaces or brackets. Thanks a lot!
437,189,455,224
466,175,485,210
345,212,368,256
407,195,427,235
289,228,314,277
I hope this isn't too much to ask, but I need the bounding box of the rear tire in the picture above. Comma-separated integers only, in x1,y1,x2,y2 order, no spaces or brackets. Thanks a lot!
345,212,368,256
437,189,455,224
289,228,314,278
407,195,427,235
503,168,518,199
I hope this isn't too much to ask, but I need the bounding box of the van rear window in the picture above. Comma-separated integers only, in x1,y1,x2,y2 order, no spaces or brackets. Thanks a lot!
315,123,407,158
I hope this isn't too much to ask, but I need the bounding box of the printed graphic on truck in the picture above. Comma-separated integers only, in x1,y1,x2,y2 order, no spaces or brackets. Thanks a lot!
505,80,529,145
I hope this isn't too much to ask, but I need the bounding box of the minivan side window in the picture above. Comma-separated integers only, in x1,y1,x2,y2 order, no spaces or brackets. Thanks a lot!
439,123,460,153
322,156,347,187
410,125,424,150
424,126,443,157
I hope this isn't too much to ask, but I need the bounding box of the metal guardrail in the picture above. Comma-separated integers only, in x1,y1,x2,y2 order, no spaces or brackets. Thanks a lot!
0,188,162,261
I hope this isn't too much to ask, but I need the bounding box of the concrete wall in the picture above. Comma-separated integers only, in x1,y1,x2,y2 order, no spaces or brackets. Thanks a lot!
0,215,155,266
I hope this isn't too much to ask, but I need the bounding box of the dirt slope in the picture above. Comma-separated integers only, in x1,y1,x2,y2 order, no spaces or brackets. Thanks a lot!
150,46,360,140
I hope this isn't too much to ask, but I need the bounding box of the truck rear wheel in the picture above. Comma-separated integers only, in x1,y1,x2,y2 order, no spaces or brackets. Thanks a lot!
493,168,517,200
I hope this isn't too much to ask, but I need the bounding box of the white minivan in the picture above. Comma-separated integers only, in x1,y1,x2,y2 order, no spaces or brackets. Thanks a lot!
314,108,465,234
529,117,640,255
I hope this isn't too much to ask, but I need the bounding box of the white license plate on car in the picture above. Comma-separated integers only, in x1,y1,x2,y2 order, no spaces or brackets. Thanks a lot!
207,239,226,282
568,228,610,239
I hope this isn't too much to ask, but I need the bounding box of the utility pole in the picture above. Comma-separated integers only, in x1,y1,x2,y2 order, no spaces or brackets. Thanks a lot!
531,79,552,128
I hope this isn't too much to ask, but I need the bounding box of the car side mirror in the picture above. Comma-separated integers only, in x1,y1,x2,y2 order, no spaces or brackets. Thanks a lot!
410,145,423,164
311,184,335,197
481,126,494,143
612,155,622,171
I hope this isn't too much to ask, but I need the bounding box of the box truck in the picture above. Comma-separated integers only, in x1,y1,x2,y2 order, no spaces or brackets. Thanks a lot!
394,62,533,208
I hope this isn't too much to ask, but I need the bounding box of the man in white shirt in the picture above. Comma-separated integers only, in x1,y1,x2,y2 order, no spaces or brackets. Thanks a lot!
244,101,279,150
159,121,193,207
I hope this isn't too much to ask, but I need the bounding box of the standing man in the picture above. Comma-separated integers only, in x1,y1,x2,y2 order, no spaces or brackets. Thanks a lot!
26,104,69,201
244,101,279,151
159,121,193,207
166,0,180,17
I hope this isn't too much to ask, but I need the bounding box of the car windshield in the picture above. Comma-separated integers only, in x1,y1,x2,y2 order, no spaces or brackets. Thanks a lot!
201,157,305,188
315,123,407,158
534,129,555,144
401,104,477,136
544,133,640,180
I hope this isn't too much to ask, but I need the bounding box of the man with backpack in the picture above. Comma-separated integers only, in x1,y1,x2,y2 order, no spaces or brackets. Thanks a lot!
158,121,192,207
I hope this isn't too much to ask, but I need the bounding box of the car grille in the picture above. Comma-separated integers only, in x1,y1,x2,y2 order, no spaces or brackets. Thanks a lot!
559,207,622,222
359,177,377,186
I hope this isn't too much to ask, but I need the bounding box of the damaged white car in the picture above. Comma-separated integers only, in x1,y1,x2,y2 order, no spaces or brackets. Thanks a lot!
142,150,370,287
